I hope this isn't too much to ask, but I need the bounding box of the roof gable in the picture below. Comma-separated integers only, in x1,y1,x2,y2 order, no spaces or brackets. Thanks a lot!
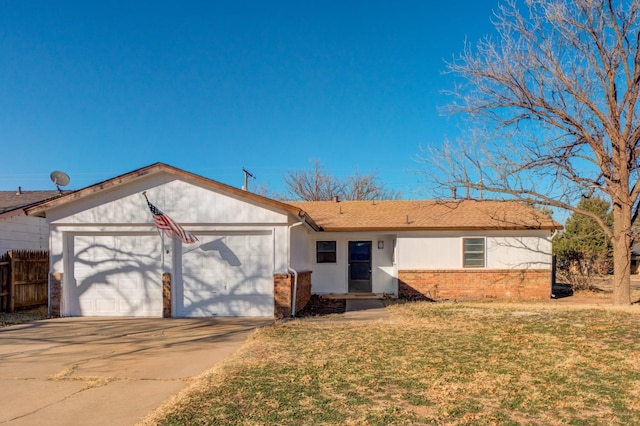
286,199,562,231
26,163,318,229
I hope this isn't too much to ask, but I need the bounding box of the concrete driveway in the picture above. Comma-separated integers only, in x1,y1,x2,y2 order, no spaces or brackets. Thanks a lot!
0,317,272,425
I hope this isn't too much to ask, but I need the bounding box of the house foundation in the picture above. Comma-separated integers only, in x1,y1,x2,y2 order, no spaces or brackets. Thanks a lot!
398,269,551,301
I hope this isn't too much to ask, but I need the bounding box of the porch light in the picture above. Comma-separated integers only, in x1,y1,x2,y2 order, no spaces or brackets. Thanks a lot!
378,240,384,249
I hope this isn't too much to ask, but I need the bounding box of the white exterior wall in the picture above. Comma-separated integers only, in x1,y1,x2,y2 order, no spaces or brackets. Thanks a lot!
0,215,49,254
47,175,292,274
290,224,313,272
46,177,288,225
309,232,396,295
397,230,553,270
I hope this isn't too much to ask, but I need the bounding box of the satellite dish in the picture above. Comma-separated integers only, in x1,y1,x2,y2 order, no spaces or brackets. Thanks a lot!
50,171,70,193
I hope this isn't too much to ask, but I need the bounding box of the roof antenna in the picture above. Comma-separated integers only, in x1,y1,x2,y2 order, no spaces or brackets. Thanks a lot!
242,168,255,191
50,171,70,194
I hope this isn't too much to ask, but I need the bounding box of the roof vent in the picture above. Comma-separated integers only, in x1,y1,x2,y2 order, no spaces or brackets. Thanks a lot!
16,186,22,195
333,195,339,203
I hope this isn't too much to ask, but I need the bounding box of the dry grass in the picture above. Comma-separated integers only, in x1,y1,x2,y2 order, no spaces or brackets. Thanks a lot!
0,306,49,327
146,301,640,425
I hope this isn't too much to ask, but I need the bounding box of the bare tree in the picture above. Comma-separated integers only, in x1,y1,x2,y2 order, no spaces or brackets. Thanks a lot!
344,169,403,201
423,0,640,304
283,160,345,201
284,161,401,201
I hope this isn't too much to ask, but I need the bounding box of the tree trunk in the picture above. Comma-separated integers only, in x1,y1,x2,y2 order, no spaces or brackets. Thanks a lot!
611,203,632,305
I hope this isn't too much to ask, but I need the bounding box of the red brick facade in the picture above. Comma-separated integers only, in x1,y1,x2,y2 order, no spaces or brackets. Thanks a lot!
274,271,312,318
398,269,551,301
162,272,171,318
49,272,62,317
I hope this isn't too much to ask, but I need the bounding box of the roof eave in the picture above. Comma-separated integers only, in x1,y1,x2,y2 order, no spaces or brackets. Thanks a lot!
0,208,27,219
319,225,563,232
295,210,321,232
24,163,312,219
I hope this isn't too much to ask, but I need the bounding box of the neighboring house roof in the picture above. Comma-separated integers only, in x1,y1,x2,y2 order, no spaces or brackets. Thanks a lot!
286,199,562,231
0,190,61,217
24,163,321,231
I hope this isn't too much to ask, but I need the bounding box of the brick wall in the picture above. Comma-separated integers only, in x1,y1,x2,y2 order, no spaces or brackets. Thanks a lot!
398,269,551,301
274,271,312,318
162,272,171,318
49,272,62,317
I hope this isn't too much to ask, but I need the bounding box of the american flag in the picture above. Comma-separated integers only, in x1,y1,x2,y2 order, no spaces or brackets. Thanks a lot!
145,199,199,244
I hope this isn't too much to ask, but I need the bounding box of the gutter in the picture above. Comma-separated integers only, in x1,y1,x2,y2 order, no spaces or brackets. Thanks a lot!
287,217,306,317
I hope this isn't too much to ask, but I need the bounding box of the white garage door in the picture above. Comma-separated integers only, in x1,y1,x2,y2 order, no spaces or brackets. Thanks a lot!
176,233,273,317
68,234,162,317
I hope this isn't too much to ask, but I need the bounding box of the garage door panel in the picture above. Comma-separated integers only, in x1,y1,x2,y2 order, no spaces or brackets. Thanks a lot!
184,296,273,317
69,235,162,317
178,233,273,317
94,299,116,312
224,296,273,316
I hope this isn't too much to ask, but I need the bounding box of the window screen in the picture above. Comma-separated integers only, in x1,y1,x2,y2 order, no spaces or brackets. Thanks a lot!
463,238,485,268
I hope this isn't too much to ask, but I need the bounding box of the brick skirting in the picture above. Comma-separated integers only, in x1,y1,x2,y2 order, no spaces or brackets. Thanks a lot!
274,271,312,318
398,269,551,301
49,272,63,317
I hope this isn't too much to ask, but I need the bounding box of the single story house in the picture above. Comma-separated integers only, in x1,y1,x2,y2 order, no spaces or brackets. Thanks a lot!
0,189,60,254
25,163,561,318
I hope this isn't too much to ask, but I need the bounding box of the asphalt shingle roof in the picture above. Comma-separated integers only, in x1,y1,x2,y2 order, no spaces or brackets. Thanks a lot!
286,199,561,231
0,190,61,214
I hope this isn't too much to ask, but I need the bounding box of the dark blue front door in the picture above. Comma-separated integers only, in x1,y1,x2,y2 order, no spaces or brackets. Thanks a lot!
348,241,372,292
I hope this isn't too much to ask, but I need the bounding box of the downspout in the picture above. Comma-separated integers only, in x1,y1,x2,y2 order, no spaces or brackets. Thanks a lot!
288,217,306,317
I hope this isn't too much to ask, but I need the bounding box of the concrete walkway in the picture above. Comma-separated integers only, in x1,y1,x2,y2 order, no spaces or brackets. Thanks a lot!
344,298,391,321
0,317,271,426
306,298,391,322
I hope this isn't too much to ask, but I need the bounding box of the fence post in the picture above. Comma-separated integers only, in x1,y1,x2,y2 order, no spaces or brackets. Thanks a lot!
9,251,15,313
0,253,9,312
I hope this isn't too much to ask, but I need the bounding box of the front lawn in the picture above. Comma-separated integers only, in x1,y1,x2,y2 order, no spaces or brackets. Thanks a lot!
147,302,640,425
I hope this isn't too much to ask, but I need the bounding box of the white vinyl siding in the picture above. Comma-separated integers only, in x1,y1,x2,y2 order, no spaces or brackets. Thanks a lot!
0,215,48,254
396,230,552,270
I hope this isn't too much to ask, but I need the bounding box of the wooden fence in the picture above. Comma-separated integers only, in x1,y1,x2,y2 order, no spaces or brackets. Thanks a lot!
0,250,49,312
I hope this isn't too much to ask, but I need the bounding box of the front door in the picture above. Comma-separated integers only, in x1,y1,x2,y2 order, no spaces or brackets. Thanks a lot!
348,241,372,292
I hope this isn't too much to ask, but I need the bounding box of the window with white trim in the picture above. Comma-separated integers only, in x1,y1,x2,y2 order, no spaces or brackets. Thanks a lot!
463,237,485,268
316,241,337,263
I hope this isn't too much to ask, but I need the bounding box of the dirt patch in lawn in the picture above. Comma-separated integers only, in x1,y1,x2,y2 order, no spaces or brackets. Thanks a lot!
295,295,346,317
553,276,640,305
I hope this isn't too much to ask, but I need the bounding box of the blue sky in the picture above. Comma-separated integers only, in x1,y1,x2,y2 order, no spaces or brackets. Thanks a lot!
0,1,500,198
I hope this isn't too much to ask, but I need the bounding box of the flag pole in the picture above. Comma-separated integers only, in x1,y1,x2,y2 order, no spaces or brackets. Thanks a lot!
141,191,166,269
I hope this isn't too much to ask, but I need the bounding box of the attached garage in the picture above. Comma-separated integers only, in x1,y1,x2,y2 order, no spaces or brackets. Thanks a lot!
31,163,316,319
